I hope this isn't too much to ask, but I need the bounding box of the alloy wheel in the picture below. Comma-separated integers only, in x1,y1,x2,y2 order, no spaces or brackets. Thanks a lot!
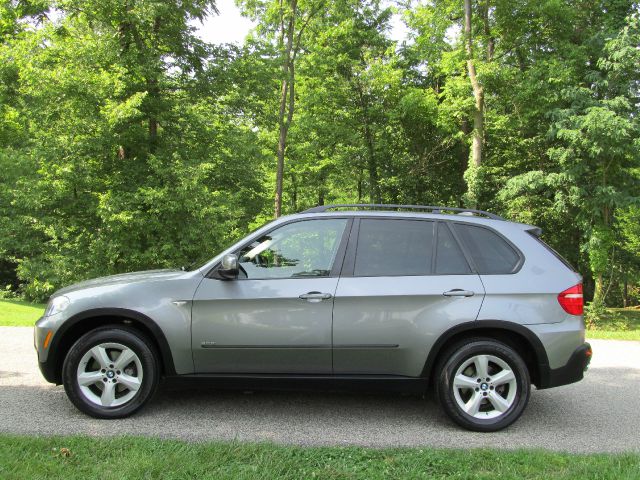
452,354,517,419
76,342,143,408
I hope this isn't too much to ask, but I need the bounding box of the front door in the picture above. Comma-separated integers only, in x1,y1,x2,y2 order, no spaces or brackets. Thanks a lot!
192,217,351,374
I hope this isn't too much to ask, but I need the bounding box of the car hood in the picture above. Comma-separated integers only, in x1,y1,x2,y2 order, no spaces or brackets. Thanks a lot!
54,269,186,296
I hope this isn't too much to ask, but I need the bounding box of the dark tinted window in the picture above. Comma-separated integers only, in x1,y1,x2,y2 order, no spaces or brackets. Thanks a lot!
454,224,520,274
354,219,434,276
435,223,471,274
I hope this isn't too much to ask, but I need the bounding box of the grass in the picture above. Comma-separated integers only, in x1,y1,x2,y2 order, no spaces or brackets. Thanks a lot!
0,435,639,480
586,308,640,341
0,298,45,326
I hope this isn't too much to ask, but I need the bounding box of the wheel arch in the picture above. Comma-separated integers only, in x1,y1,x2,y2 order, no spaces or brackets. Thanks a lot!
46,308,176,384
421,320,550,388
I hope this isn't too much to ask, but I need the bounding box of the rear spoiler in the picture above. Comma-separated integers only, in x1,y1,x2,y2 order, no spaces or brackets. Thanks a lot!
526,226,543,237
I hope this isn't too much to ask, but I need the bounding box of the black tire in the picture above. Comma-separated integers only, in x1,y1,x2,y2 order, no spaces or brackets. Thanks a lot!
62,326,160,419
436,338,530,432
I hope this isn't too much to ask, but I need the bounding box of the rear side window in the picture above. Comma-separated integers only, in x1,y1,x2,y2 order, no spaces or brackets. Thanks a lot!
435,223,471,274
454,224,520,274
355,219,434,276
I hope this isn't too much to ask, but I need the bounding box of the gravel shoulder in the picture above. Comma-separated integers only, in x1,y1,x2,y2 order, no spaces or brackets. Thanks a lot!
1,326,638,453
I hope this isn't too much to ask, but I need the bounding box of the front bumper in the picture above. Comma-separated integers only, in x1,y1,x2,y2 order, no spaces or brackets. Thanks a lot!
34,316,61,384
538,342,592,389
38,356,59,384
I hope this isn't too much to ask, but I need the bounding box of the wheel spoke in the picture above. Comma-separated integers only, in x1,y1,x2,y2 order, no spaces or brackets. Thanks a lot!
491,369,515,386
118,373,141,392
488,391,510,412
101,381,116,407
77,371,103,387
114,348,136,370
454,374,478,390
90,346,111,368
474,355,489,379
464,392,483,416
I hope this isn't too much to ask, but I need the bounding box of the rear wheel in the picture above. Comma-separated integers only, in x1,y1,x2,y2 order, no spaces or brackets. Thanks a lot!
62,326,159,418
436,339,530,432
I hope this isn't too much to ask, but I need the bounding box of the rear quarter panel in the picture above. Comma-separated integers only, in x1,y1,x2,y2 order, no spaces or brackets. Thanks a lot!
476,225,584,368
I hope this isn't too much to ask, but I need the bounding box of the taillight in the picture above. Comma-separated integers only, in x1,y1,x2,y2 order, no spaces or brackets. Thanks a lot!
558,283,583,315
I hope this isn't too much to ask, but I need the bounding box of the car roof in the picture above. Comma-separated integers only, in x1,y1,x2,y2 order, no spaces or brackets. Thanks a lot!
284,209,535,231
301,203,504,219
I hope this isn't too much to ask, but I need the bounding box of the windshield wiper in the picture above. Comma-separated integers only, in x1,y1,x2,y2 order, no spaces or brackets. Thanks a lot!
291,269,330,277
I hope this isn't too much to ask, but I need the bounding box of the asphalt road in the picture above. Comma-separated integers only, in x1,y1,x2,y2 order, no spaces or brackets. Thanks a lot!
1,326,639,453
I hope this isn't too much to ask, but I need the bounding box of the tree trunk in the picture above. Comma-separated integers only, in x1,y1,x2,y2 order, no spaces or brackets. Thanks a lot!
592,203,613,306
458,119,471,206
290,172,298,211
354,81,380,203
593,273,605,306
148,87,158,152
317,168,326,206
464,0,484,170
364,121,380,203
481,0,494,61
274,0,298,218
147,16,161,154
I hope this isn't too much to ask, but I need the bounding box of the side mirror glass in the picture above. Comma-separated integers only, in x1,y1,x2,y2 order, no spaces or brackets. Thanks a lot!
218,253,239,279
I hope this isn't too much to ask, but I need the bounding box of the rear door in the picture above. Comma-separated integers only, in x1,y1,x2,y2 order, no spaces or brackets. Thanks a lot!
332,218,485,377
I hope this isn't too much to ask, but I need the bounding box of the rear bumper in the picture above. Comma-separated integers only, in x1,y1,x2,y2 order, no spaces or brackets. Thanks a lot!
538,342,592,389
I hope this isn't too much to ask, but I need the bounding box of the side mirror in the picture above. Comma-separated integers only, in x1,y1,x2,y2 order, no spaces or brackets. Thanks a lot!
218,253,239,280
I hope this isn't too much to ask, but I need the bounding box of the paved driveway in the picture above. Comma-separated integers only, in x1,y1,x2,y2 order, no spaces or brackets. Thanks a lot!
1,326,638,453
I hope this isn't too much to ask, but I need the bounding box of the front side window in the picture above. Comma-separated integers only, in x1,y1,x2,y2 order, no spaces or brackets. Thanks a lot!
237,219,348,279
354,219,434,276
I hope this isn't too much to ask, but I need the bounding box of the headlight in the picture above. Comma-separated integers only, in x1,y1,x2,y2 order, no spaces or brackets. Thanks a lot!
44,295,71,316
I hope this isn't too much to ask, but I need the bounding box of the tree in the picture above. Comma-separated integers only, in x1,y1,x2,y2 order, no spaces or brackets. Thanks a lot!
240,0,327,217
462,0,485,207
288,0,444,208
0,1,269,299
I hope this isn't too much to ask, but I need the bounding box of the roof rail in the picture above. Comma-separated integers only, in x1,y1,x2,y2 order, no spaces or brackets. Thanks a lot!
302,204,505,220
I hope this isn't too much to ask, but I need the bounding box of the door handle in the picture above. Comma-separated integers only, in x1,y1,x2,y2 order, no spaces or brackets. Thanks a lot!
443,289,475,297
299,291,333,302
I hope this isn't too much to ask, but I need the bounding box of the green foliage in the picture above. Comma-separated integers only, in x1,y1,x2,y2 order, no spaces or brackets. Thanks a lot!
585,307,640,341
0,0,639,306
0,1,268,300
584,301,611,330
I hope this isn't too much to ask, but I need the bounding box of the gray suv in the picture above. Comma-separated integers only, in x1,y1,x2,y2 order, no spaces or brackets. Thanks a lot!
34,204,592,431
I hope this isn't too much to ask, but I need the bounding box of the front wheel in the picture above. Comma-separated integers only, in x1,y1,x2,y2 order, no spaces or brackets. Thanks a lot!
436,339,530,432
62,326,159,418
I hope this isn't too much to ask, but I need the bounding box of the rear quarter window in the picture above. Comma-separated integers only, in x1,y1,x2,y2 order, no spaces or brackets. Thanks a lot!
454,223,521,274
